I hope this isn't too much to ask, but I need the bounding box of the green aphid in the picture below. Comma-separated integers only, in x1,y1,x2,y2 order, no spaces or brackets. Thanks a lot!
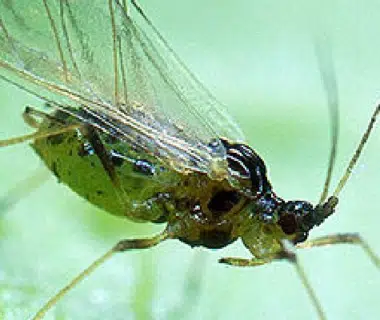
0,1,378,319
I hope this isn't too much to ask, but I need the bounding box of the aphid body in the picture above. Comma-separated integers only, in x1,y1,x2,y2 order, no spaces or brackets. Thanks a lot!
0,0,378,319
31,103,333,256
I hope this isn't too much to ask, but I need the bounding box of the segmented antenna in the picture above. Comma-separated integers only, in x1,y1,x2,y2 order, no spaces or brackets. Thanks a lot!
332,105,380,198
315,35,379,203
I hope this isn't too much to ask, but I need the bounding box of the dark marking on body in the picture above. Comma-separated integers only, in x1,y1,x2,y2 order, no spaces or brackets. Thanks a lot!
134,159,155,176
51,161,60,180
180,225,236,249
109,150,125,167
46,133,65,145
207,190,240,217
77,142,95,157
199,227,235,249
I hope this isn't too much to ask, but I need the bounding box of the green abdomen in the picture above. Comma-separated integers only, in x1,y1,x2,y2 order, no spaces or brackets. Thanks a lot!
32,114,181,222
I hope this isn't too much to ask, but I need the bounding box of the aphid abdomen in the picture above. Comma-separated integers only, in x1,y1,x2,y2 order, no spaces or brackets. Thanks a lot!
31,110,181,223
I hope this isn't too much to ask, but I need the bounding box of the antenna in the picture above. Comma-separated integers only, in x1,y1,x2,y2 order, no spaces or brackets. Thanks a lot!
333,105,380,198
314,35,340,205
314,34,379,203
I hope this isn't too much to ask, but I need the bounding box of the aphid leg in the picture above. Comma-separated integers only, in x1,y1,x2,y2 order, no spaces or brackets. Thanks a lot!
218,257,270,267
79,125,130,209
219,239,326,320
0,168,50,214
22,106,50,128
81,126,122,190
32,230,170,320
297,233,379,268
0,106,81,147
0,106,77,211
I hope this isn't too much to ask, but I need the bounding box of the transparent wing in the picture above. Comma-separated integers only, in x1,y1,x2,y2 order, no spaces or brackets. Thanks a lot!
0,0,245,178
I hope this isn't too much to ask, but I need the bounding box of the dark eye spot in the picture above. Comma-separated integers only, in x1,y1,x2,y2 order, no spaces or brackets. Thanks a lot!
208,190,240,217
278,213,297,234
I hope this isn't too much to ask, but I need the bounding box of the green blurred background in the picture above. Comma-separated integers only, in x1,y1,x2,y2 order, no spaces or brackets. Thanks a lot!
0,0,379,319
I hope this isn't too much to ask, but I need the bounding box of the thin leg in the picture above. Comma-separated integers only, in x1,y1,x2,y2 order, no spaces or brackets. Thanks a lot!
219,256,270,267
297,233,379,268
0,124,79,147
22,106,55,128
0,106,80,147
23,107,42,128
32,231,170,320
219,239,326,320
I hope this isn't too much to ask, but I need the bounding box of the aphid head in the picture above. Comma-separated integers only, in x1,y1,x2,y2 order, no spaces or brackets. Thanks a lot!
222,140,341,248
240,194,339,258
277,196,339,243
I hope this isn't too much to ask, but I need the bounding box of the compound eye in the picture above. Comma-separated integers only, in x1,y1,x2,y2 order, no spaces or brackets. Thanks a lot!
278,201,314,235
207,190,240,217
278,213,297,234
